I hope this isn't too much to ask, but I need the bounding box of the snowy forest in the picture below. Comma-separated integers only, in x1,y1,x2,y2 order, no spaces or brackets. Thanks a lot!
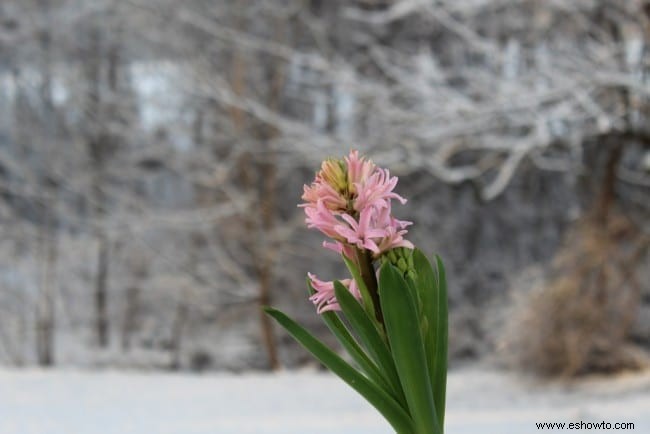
1,0,649,376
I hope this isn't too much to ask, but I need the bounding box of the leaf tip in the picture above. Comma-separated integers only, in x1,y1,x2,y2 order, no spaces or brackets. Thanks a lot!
262,306,277,315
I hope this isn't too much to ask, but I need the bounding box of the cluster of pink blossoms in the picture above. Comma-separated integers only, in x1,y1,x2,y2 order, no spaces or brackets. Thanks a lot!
300,150,413,313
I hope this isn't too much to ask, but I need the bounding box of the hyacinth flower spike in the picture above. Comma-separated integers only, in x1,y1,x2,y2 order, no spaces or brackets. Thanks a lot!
264,150,448,434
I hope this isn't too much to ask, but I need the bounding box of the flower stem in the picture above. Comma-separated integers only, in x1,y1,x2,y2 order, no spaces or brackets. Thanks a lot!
355,248,383,324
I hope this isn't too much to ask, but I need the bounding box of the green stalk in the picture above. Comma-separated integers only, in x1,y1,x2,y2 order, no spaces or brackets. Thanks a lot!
355,247,383,324
343,255,373,317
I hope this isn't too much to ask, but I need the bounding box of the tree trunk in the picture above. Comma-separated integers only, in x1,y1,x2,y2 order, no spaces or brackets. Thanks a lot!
254,16,287,371
35,0,57,367
37,193,57,366
121,286,140,351
257,255,279,370
593,142,624,224
170,300,188,370
227,1,280,370
95,235,110,347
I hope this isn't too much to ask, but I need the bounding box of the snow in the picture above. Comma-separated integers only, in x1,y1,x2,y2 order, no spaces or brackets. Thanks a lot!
1,366,648,434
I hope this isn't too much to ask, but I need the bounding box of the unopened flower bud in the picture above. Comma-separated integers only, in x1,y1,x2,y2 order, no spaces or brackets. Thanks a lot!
381,247,417,280
320,158,348,194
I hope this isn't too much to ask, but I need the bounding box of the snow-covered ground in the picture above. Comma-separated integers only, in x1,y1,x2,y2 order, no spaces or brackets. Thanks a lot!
1,366,648,434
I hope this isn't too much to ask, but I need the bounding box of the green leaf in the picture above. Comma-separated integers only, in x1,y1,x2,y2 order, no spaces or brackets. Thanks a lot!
412,253,436,404
342,254,376,322
432,255,448,429
333,281,408,410
264,307,414,434
379,263,440,434
306,279,392,394
412,250,448,431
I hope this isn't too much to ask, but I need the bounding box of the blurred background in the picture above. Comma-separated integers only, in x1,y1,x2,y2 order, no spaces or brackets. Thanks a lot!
0,0,649,381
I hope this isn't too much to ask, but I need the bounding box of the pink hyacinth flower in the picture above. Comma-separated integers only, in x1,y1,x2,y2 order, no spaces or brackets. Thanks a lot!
372,205,413,254
301,181,347,212
301,150,413,265
308,273,360,314
353,168,407,212
376,225,414,253
304,200,343,239
322,240,357,261
345,150,376,193
335,208,387,254
374,203,412,230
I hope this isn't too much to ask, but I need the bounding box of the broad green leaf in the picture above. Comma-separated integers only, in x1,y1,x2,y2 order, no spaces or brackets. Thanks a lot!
413,250,448,430
334,281,407,410
306,278,392,394
412,249,439,422
379,263,440,434
432,255,448,429
264,307,414,434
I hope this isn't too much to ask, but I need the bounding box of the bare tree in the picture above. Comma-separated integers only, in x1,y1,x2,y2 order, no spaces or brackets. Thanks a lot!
0,0,647,371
